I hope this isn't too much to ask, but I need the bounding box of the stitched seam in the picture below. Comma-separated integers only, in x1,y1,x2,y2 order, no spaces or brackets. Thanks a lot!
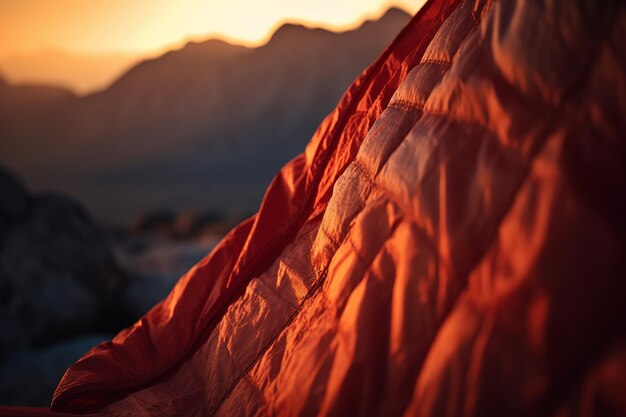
319,225,341,251
421,58,453,67
390,99,427,111
388,102,422,113
351,160,377,188
317,166,377,253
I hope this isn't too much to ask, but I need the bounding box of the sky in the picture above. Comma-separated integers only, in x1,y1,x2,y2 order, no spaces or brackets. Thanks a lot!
0,0,422,57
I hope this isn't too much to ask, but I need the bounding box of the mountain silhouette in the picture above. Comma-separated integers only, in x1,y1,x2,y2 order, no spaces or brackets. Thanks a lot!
0,8,410,224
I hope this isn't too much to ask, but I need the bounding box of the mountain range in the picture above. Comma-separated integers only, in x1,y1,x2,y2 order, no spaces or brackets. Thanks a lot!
0,8,411,224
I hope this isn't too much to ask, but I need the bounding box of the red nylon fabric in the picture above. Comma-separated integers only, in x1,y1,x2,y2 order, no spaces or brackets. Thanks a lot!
3,0,624,415
38,0,459,413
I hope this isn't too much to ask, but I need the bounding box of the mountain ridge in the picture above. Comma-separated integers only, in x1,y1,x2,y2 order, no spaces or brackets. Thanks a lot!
0,8,412,224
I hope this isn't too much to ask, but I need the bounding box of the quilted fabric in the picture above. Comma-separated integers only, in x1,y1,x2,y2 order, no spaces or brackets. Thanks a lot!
4,0,625,415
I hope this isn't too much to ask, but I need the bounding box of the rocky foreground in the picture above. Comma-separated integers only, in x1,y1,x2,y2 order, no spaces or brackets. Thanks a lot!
0,167,220,406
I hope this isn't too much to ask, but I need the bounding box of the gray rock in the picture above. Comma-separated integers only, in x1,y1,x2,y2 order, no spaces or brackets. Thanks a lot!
0,168,127,357
0,168,29,228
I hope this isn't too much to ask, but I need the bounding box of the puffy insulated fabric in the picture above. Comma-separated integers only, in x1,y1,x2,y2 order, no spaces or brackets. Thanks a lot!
8,0,622,415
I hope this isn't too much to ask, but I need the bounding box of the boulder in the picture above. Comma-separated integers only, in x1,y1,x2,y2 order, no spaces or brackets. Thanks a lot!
0,168,127,357
0,168,29,228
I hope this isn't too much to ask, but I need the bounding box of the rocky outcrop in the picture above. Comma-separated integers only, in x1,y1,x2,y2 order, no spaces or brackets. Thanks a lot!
0,168,127,358
0,167,221,405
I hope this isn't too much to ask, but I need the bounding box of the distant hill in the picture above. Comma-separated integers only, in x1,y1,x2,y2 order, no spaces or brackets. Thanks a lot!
0,8,411,224
0,50,139,94
0,74,75,106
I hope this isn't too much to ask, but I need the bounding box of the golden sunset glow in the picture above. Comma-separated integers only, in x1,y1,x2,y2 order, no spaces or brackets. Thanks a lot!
0,0,422,56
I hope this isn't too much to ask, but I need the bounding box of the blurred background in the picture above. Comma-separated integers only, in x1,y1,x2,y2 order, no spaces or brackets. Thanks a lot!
0,0,422,406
